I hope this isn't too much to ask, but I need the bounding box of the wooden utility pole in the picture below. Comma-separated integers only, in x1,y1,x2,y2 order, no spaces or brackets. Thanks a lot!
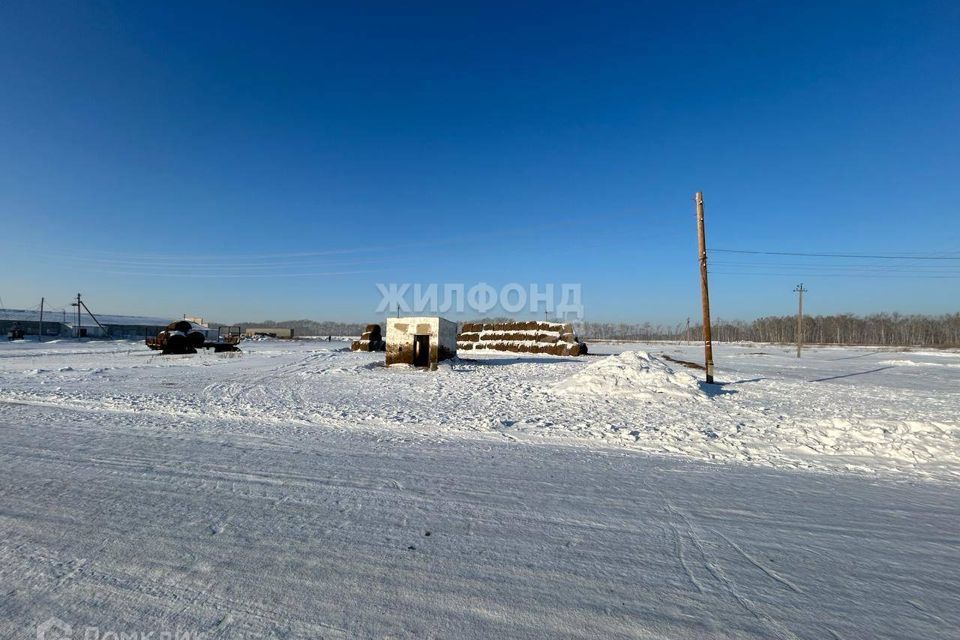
75,293,82,339
685,317,690,344
695,192,715,383
794,283,807,358
38,297,44,342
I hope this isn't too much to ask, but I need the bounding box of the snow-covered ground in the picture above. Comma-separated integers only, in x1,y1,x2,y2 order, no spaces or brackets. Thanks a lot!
2,338,958,480
1,338,958,638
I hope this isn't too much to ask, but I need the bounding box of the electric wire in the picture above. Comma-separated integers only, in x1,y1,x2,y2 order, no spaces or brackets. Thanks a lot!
713,249,960,260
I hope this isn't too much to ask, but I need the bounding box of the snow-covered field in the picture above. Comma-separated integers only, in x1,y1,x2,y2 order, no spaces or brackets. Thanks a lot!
1,338,958,638
2,338,958,480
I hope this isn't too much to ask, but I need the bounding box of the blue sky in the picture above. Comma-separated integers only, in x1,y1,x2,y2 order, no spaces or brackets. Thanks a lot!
1,1,958,324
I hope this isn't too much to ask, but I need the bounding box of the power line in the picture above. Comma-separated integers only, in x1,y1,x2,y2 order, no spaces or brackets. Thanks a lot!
711,261,960,274
711,271,960,279
711,259,960,269
34,217,614,265
713,249,960,260
73,268,390,279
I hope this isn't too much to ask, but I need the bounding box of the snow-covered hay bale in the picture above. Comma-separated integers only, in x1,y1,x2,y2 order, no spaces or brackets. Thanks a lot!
351,323,385,352
161,331,196,355
166,320,193,334
554,351,702,398
457,321,587,356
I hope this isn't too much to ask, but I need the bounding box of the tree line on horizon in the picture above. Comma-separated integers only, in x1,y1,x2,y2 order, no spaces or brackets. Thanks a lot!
226,313,960,347
580,312,960,347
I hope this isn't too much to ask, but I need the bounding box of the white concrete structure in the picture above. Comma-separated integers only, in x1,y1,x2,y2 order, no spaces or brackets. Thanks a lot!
385,317,457,367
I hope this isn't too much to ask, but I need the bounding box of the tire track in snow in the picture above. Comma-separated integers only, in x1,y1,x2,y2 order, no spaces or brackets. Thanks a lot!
666,514,705,594
906,599,947,625
714,530,804,594
664,500,801,640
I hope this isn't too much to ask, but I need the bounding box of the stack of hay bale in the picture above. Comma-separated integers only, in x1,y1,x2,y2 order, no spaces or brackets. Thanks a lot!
458,321,588,356
351,324,386,352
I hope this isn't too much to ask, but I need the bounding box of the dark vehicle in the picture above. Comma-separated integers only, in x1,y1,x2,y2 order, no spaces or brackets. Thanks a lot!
146,321,241,355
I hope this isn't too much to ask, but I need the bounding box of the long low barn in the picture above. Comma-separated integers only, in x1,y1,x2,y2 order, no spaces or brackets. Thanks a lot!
1,309,173,339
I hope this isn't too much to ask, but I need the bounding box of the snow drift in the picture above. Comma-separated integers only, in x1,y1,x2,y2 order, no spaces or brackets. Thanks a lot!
553,351,703,399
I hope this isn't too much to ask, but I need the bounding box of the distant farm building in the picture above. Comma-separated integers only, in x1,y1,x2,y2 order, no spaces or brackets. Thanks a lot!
244,327,294,339
386,317,457,367
458,321,588,356
0,308,172,340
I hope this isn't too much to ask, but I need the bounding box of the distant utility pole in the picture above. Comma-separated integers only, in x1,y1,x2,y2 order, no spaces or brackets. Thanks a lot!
695,192,715,384
38,297,44,342
74,293,82,339
685,317,690,344
794,283,807,358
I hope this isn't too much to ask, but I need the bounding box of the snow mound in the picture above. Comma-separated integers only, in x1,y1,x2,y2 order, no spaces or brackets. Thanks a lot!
554,351,703,399
879,359,960,368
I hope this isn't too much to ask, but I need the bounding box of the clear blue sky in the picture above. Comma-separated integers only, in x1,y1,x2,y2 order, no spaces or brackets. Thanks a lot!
1,1,958,324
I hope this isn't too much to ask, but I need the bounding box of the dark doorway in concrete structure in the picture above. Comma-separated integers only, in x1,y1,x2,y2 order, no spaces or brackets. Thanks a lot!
413,335,430,367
